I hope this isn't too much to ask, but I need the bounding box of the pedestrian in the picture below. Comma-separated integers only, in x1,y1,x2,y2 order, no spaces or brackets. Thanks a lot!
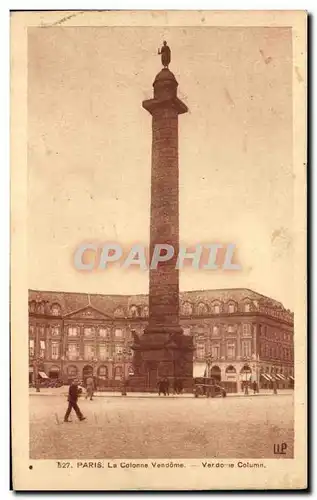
157,378,165,396
252,380,257,395
244,381,249,395
273,379,278,395
64,379,86,422
86,375,94,401
164,377,170,396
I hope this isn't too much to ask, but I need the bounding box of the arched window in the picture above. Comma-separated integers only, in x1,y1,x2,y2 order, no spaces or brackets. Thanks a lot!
114,366,123,380
142,306,149,317
197,302,208,315
67,365,78,378
51,304,61,316
181,302,193,316
129,305,139,318
225,365,236,374
37,301,45,314
114,307,125,318
29,301,36,313
244,302,251,312
228,301,237,313
211,301,222,314
98,365,108,379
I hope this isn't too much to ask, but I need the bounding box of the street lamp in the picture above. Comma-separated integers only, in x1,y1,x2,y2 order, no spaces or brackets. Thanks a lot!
205,353,213,378
121,347,129,396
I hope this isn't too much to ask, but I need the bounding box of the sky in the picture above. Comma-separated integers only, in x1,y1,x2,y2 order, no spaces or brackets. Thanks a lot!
28,26,293,309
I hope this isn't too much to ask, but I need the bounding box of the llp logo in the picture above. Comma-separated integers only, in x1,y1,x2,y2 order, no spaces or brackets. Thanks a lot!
274,442,288,455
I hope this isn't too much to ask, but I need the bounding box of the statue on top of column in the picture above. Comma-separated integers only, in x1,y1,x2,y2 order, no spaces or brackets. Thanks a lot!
158,41,171,68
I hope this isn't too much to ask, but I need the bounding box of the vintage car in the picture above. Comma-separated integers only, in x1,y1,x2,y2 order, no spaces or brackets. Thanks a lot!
193,377,227,398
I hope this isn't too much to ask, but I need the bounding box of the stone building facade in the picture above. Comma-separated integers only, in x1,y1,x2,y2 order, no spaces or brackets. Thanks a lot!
28,288,294,389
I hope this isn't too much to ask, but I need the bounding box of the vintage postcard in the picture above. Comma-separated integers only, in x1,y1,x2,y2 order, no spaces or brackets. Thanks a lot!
11,10,307,491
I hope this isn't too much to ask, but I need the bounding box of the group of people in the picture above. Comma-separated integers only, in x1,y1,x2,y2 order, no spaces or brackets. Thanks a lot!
242,379,279,395
157,377,183,396
242,380,259,395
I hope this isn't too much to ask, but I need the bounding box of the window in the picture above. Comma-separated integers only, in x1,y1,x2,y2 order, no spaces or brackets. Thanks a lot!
228,303,236,313
211,345,220,359
51,325,60,336
114,308,124,318
99,344,110,361
115,345,123,355
51,304,61,316
29,301,36,313
197,302,208,315
115,328,123,339
40,340,45,358
212,325,220,337
182,302,193,316
68,343,79,360
183,327,191,336
99,327,109,338
67,365,78,378
29,325,34,336
244,302,251,312
68,326,78,337
129,306,139,318
39,326,45,336
227,325,235,334
114,366,123,380
51,342,59,360
142,306,149,317
242,324,251,337
196,343,205,360
213,304,220,314
227,342,235,359
29,339,34,357
84,344,95,361
84,327,95,337
241,340,251,358
98,366,108,379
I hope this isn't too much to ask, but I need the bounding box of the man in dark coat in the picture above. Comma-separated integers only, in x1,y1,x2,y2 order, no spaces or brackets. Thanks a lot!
64,379,86,422
164,377,170,396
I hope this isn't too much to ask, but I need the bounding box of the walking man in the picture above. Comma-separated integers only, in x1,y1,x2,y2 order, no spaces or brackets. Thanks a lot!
64,379,86,422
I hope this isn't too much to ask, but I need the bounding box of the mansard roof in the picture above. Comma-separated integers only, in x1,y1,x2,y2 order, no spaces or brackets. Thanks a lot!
29,287,289,317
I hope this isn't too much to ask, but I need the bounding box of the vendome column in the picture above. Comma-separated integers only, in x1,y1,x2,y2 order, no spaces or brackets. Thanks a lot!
131,48,194,391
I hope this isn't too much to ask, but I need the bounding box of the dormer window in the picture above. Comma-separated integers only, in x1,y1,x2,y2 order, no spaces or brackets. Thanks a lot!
51,304,61,316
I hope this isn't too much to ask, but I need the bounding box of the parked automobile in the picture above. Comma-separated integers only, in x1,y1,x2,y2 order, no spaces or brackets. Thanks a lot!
193,377,226,398
29,378,63,388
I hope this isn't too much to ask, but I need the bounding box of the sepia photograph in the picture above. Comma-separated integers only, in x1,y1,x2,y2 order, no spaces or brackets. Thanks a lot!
11,10,307,490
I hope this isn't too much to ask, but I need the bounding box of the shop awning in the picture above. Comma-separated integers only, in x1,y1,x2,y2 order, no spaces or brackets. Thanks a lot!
261,374,270,381
277,374,286,380
289,375,294,381
38,371,49,379
266,374,274,381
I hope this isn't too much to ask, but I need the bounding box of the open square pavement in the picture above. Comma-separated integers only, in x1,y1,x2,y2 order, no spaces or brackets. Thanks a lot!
29,391,294,460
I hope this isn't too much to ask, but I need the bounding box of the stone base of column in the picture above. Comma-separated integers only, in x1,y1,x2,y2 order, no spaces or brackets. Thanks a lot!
130,330,194,391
